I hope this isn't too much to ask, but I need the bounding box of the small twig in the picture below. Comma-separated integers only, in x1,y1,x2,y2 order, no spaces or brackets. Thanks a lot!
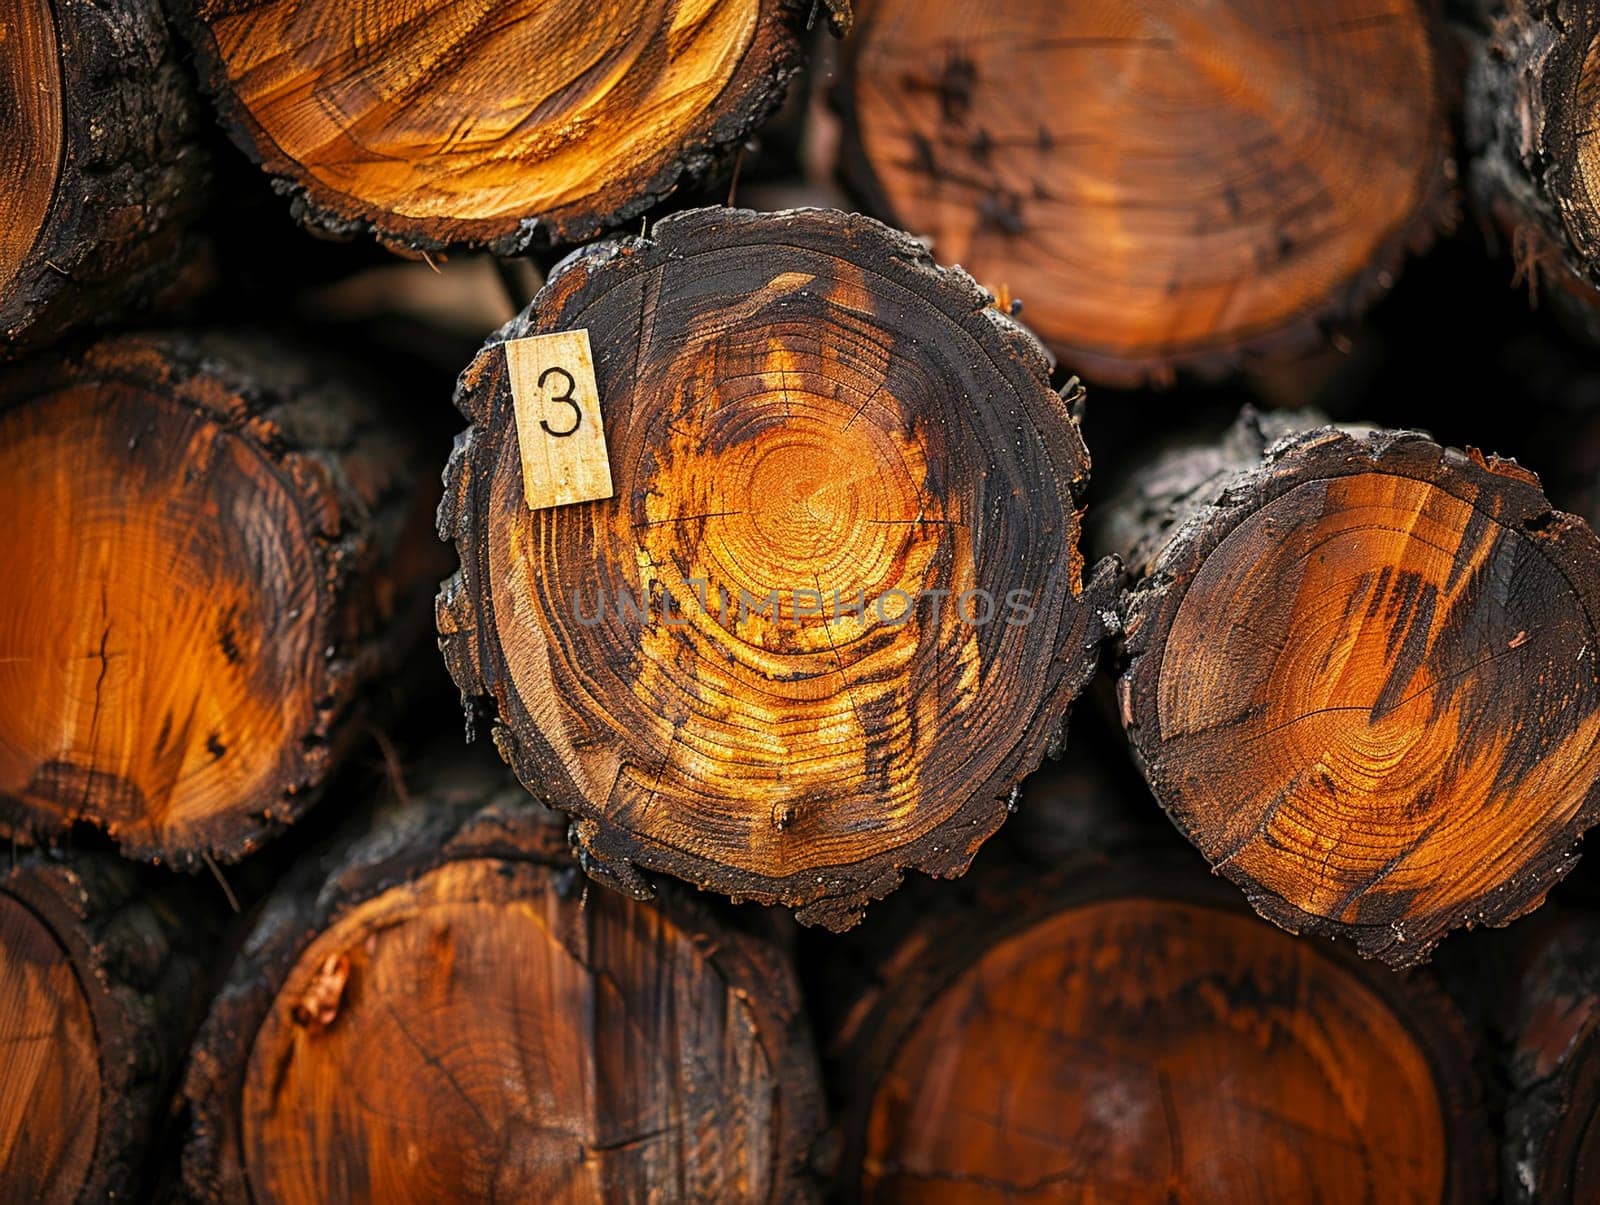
364,721,412,809
200,850,241,914
726,145,747,208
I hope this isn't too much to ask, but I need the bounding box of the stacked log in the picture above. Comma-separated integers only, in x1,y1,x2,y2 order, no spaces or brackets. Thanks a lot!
831,856,1489,1201
0,333,441,864
181,756,825,1203
1,851,209,1201
0,0,208,352
1103,408,1600,965
4,1,1600,1192
436,205,1116,929
169,0,841,254
834,0,1453,383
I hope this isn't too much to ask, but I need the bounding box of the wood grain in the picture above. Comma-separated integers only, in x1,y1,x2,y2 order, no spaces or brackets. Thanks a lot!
837,0,1450,382
834,864,1487,1203
0,333,440,863
1,851,210,1201
182,760,825,1203
175,0,812,252
1114,412,1600,964
0,891,98,1204
242,860,785,1202
437,206,1115,928
0,0,207,353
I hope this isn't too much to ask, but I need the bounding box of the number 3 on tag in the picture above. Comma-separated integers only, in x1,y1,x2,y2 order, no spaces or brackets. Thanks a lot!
505,329,614,510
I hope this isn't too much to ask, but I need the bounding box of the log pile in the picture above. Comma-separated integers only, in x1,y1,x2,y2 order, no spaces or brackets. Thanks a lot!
9,0,1600,1197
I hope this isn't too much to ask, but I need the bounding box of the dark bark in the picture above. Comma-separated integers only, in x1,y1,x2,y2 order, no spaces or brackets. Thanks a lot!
1464,0,1600,335
1499,910,1600,1203
0,0,209,355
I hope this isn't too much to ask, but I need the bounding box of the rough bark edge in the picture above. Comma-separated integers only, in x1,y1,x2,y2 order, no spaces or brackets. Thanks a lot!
1092,406,1339,582
179,760,826,1203
1,0,209,354
1497,910,1600,1202
830,0,1459,387
1465,0,1600,296
167,0,842,255
0,331,437,866
1114,409,1600,966
826,852,1492,1204
2,849,210,1201
435,204,1118,930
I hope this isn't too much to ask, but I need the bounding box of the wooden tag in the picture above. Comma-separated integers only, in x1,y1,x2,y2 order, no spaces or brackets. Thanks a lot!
505,329,614,510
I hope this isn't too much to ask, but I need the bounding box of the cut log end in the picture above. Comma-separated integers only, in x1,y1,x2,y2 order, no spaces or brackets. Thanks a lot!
179,0,808,251
841,880,1485,1202
0,891,100,1204
183,767,824,1203
0,379,321,857
838,0,1449,382
238,858,787,1202
1120,423,1600,964
0,334,437,863
2,852,209,1202
0,0,61,305
438,206,1111,927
